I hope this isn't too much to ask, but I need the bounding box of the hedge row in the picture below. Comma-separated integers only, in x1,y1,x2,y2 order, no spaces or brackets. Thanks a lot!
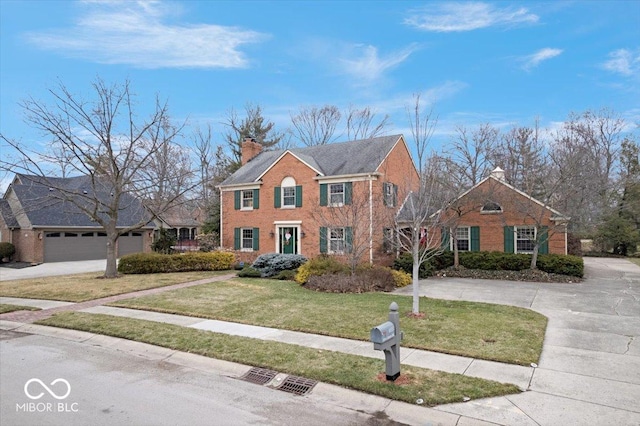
118,251,235,274
393,251,584,278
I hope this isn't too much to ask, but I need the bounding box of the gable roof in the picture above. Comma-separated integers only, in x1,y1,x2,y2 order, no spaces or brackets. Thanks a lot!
5,174,153,228
431,170,570,220
220,135,405,187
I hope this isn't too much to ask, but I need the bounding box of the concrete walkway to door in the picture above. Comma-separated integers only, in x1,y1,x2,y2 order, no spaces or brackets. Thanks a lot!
393,257,640,425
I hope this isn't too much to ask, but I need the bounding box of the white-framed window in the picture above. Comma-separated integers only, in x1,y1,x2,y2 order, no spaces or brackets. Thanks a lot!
329,228,345,254
481,201,502,213
242,228,254,251
241,190,253,210
455,226,470,252
516,226,536,253
329,183,344,206
283,187,295,207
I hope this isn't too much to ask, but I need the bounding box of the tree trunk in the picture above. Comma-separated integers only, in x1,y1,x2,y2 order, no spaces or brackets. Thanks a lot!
530,245,539,270
412,238,420,315
105,224,119,278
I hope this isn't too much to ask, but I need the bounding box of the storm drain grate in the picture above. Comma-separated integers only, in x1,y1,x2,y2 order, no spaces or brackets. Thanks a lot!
276,375,317,396
240,367,278,385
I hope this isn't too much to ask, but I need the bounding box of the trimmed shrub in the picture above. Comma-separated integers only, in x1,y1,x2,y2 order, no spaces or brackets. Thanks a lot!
0,242,16,261
537,254,584,278
152,228,176,254
392,252,435,278
250,253,308,278
118,251,235,274
391,269,412,287
237,266,262,278
305,266,396,293
393,250,583,278
295,255,350,284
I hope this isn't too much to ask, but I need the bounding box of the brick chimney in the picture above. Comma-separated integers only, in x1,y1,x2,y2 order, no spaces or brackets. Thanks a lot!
241,137,262,165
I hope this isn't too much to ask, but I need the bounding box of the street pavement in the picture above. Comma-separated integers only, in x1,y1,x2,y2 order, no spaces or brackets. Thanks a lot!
1,257,639,425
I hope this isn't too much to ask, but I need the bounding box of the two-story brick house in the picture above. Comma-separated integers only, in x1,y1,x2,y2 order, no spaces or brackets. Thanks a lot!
432,167,570,255
218,135,419,263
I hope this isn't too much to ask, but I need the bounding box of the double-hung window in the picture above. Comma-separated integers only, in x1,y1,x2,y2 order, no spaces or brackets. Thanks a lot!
242,228,254,250
329,228,345,254
516,226,536,253
383,182,397,207
455,227,470,251
329,183,344,206
241,190,253,210
282,186,295,207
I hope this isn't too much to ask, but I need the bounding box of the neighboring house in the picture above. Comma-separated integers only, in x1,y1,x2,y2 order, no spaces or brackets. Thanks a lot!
430,167,570,255
218,135,419,262
156,202,204,250
0,174,153,263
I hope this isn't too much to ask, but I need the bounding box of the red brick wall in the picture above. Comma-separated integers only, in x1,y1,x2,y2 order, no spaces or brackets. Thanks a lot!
435,179,567,254
221,138,420,262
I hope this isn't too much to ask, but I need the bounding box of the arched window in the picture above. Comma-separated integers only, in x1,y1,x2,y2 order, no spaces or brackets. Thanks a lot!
281,177,296,207
481,201,502,213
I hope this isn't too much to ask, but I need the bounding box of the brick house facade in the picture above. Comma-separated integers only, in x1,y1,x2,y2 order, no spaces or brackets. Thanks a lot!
218,135,419,263
433,168,569,255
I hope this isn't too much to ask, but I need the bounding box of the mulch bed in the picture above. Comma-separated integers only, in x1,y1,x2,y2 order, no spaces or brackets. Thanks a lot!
434,266,581,283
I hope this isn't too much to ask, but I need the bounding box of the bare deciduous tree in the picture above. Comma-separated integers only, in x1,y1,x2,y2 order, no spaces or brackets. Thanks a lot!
395,93,446,315
290,105,341,147
446,123,498,188
0,78,196,278
345,105,390,141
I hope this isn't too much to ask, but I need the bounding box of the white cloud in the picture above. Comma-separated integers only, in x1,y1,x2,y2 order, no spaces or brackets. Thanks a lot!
602,48,640,76
521,48,563,71
337,44,418,85
405,2,538,32
24,1,268,69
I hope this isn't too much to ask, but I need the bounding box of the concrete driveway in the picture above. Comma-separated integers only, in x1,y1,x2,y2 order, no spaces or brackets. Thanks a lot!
0,260,107,281
394,257,640,425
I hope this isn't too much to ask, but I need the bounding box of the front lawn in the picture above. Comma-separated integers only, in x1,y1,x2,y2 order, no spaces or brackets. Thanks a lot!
0,303,41,314
0,271,231,302
37,312,520,406
111,277,547,365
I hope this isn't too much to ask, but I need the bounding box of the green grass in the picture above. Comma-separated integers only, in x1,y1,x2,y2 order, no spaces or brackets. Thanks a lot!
37,312,520,406
111,277,547,365
627,258,640,267
0,271,232,302
0,303,41,314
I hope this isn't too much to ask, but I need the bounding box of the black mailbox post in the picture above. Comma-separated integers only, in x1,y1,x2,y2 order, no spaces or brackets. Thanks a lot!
370,302,402,381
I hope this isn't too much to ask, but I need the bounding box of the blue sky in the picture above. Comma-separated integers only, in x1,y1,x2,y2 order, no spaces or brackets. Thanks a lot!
1,0,639,165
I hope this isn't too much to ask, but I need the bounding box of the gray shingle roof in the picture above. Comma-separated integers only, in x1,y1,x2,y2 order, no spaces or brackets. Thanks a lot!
7,174,153,228
220,135,403,186
0,199,19,228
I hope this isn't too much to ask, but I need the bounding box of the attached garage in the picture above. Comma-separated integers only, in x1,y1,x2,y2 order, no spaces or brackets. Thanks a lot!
43,230,143,262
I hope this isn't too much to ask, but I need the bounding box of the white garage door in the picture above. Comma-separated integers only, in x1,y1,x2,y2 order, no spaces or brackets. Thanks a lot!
43,231,143,262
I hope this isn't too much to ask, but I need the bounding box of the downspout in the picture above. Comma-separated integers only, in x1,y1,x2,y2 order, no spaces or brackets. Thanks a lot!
369,175,373,264
219,190,223,248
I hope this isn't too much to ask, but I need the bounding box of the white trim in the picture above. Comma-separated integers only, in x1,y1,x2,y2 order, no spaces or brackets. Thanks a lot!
514,225,536,254
369,177,373,264
275,224,301,255
274,220,302,225
315,173,379,184
219,183,261,191
256,151,324,181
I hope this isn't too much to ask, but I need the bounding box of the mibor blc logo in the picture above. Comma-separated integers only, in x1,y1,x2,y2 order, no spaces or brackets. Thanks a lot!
16,378,78,413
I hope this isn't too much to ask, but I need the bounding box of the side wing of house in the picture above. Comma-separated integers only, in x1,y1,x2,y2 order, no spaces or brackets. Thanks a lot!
438,178,569,255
